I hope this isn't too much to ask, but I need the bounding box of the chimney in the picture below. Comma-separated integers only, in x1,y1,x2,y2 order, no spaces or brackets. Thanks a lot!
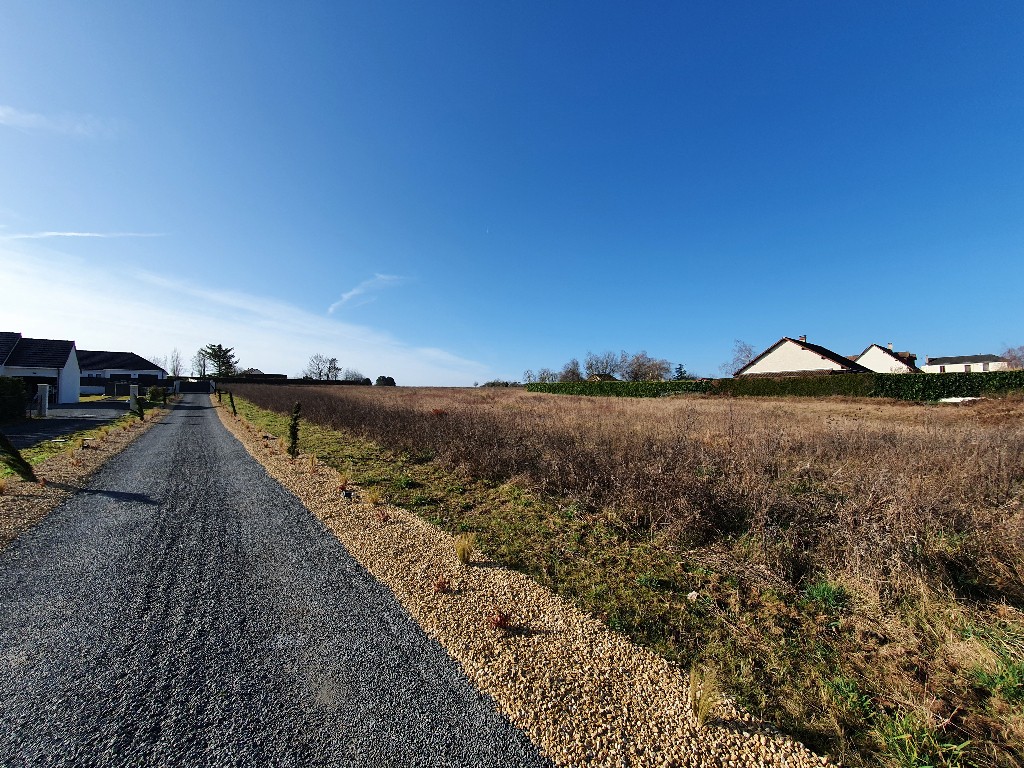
798,335,807,343
887,342,893,351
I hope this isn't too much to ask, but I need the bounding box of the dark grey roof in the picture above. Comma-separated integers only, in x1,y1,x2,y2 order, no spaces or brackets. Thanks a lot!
0,332,22,365
735,337,872,377
77,350,166,373
4,338,75,369
927,354,1008,365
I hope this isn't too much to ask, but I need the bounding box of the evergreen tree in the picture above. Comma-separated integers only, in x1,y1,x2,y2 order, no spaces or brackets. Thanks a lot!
201,343,239,377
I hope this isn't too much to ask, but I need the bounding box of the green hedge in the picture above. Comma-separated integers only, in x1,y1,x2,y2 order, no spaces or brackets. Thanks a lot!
872,370,1024,400
0,377,28,421
712,374,876,398
527,371,1024,401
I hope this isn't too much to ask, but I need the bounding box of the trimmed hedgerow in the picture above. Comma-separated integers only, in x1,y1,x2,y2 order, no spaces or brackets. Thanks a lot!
872,370,1024,400
713,374,876,398
527,371,1024,401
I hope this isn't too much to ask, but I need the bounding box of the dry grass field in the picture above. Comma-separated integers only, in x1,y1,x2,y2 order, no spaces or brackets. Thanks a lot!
230,384,1024,767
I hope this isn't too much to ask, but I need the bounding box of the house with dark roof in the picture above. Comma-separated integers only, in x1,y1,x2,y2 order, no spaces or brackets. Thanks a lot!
77,350,168,395
735,336,873,377
854,343,921,374
0,332,81,403
921,354,1010,374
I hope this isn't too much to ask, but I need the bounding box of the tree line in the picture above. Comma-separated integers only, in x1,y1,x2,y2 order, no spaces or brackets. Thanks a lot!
524,350,690,384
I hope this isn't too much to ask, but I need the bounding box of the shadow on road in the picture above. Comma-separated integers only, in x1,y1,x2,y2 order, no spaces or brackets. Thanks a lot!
45,482,160,507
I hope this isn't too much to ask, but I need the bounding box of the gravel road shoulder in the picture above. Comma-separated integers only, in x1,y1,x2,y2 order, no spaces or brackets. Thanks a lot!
215,400,835,767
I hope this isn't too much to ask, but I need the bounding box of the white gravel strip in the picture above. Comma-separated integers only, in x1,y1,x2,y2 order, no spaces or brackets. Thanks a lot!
216,404,835,768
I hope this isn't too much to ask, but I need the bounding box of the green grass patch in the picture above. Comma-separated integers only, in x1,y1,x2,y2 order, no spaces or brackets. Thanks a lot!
0,414,146,477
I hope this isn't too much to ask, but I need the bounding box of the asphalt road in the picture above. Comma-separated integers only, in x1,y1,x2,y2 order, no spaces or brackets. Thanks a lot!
0,395,551,767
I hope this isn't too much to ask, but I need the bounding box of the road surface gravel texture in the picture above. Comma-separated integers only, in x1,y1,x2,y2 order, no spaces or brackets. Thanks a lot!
0,395,552,767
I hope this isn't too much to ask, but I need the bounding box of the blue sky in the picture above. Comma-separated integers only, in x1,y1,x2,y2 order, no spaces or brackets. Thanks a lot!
1,2,1022,384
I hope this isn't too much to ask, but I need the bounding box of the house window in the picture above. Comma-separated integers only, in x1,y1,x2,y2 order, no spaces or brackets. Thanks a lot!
939,365,945,373
983,362,990,372
964,365,971,373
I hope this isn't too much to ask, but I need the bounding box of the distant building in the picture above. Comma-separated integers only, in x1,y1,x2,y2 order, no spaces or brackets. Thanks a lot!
921,354,1010,374
78,350,167,395
735,336,872,377
587,373,619,382
854,344,920,374
0,331,80,403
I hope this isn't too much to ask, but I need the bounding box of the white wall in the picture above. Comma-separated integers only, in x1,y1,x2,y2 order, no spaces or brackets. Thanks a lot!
857,346,915,373
921,360,1010,373
59,347,81,403
741,340,846,375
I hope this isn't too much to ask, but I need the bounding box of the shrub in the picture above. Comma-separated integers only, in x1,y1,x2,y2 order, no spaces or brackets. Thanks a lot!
0,377,28,421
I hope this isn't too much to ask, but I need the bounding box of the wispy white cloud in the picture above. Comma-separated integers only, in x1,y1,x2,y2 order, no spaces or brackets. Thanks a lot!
0,105,106,137
0,247,488,386
0,105,115,138
0,231,164,240
328,273,405,313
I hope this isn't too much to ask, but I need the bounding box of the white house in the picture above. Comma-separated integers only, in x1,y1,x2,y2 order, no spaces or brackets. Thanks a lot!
0,331,81,403
854,344,920,374
77,350,168,395
735,336,872,377
921,354,1010,374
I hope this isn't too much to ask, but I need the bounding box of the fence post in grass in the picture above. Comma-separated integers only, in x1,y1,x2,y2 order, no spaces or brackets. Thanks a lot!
288,402,301,458
228,391,237,417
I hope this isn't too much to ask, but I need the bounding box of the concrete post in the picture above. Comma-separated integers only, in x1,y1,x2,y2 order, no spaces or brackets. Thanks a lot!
36,384,49,417
129,384,139,411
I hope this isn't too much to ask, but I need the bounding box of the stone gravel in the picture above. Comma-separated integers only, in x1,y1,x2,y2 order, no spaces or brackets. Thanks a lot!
0,394,552,767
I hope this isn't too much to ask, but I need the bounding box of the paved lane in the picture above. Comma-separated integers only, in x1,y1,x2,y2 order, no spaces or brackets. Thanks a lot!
0,395,551,767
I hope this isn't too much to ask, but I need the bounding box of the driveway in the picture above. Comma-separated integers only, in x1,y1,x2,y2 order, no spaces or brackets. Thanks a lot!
0,394,550,767
1,400,132,449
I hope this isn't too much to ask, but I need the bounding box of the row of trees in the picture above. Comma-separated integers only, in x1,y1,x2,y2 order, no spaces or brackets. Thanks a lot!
302,353,396,385
524,350,687,384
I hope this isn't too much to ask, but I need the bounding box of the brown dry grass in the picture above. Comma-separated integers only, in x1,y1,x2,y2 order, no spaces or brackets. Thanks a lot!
230,384,1024,766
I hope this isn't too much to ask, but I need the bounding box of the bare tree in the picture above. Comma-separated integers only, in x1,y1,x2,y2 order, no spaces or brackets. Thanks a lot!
522,369,536,384
342,368,365,381
621,351,671,381
150,354,168,372
719,339,756,377
558,358,583,382
536,367,558,383
191,349,208,377
584,351,622,379
303,353,330,379
169,348,184,377
1002,345,1024,370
